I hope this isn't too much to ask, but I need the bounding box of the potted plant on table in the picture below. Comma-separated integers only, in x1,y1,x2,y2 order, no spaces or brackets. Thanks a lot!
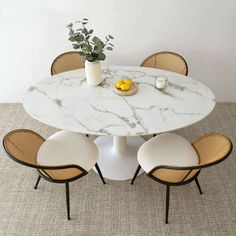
67,18,114,86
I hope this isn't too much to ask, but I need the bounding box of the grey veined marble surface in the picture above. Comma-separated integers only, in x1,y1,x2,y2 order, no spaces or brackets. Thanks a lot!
23,66,215,136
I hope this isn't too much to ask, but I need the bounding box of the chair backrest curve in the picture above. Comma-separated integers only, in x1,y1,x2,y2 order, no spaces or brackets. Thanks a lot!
3,129,88,181
147,133,233,184
141,51,188,76
51,51,84,75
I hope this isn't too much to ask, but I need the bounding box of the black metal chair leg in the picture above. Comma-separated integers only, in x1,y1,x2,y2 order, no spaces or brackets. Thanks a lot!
34,175,41,189
131,165,141,185
195,178,203,195
65,183,71,220
95,163,106,184
165,185,170,224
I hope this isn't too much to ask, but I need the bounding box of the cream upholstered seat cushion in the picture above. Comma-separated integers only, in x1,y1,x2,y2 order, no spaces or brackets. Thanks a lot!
138,133,199,173
37,130,98,171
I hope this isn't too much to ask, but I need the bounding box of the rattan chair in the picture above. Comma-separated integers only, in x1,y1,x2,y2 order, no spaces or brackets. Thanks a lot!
3,129,106,220
131,133,233,224
51,51,84,75
141,51,188,76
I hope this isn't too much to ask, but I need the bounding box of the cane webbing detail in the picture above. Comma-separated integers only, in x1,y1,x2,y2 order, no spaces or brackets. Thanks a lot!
141,51,188,76
51,51,84,75
39,168,83,181
192,133,232,165
3,129,44,166
152,168,199,183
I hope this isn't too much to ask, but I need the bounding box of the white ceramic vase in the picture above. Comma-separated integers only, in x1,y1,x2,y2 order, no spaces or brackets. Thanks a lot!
85,60,102,86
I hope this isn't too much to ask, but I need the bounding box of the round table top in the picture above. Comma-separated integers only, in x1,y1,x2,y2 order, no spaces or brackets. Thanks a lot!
23,66,215,136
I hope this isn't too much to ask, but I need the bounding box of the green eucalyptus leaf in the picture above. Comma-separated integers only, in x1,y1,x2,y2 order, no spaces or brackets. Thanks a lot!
80,43,86,49
91,53,98,61
69,30,74,36
72,44,80,49
76,34,84,42
68,36,76,42
101,41,105,47
108,35,114,39
82,28,88,34
97,40,105,48
67,23,73,28
87,45,93,52
106,47,113,51
97,53,106,60
86,55,94,62
95,47,102,54
92,36,100,43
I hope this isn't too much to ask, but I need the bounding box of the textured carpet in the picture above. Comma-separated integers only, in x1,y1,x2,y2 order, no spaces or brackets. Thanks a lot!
0,103,235,236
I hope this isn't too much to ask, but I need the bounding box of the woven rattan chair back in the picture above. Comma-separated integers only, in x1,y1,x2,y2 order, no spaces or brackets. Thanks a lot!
3,129,45,167
192,133,232,165
148,133,233,185
51,51,84,75
149,168,200,185
3,129,87,182
141,51,188,76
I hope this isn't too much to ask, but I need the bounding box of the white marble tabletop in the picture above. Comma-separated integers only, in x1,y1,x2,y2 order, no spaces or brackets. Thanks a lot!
23,66,215,136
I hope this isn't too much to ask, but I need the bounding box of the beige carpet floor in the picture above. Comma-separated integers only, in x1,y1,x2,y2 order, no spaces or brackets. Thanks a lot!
0,103,235,236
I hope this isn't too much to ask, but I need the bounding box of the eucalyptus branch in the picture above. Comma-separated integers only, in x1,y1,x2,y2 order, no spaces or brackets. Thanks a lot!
67,19,114,62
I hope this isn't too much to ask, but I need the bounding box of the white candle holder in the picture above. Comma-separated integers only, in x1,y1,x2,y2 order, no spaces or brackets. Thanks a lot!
156,77,168,89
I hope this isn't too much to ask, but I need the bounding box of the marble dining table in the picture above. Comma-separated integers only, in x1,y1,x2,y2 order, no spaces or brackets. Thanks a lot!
23,66,215,180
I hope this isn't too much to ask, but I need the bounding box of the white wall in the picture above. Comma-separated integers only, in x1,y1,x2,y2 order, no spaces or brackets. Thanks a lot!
0,0,236,102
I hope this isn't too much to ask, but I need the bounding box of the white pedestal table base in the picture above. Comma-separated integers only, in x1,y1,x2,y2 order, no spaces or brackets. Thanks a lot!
93,136,145,180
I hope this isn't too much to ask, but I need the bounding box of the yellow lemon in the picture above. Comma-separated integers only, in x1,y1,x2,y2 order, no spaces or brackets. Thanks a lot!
115,80,124,89
120,83,131,91
123,79,132,86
